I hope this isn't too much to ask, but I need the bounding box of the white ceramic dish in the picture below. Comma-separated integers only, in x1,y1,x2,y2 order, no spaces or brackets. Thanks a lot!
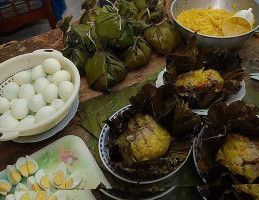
0,49,80,141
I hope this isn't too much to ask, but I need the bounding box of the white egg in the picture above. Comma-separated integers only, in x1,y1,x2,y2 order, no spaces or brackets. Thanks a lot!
35,169,50,190
13,71,32,85
52,162,67,188
34,106,56,123
15,183,29,192
0,112,19,129
50,99,65,111
0,179,12,196
48,191,67,200
52,70,71,86
28,94,46,113
15,191,32,200
31,65,47,81
11,99,29,120
42,58,61,75
6,165,21,185
10,99,18,107
18,84,35,100
46,75,53,83
42,84,58,103
34,78,49,94
16,157,28,178
0,97,10,114
26,155,38,175
58,81,73,102
27,176,42,192
3,82,19,101
58,171,82,190
5,194,15,200
16,115,35,128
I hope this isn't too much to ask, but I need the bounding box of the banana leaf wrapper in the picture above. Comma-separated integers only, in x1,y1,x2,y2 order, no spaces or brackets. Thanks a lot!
119,37,152,71
81,0,97,10
117,0,139,19
85,51,127,91
134,0,164,11
95,5,126,40
80,7,101,24
164,36,245,109
106,83,202,180
196,101,259,185
56,16,73,45
144,20,180,55
198,185,259,200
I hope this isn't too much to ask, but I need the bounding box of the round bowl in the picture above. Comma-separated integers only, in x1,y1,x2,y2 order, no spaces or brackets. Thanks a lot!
0,49,80,141
99,105,192,184
171,0,259,49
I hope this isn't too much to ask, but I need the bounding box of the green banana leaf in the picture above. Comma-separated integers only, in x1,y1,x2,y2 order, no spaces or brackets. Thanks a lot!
134,0,165,11
94,6,126,40
80,7,102,24
56,16,73,45
117,0,138,19
85,51,127,91
81,0,97,10
119,37,152,71
144,20,180,55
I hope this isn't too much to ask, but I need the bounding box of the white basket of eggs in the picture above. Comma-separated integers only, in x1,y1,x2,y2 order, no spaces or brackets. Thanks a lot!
0,49,80,141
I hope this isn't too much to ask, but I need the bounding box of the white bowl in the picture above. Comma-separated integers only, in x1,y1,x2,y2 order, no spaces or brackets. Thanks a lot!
0,49,80,141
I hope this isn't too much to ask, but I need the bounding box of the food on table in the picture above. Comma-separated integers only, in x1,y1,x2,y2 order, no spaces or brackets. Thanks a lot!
58,81,74,102
80,0,101,24
234,184,259,199
52,70,71,86
50,99,65,111
6,165,21,185
35,169,50,190
26,156,38,175
48,190,67,200
16,115,35,128
5,194,15,200
27,176,42,192
34,106,56,123
31,65,47,81
198,101,259,184
18,84,35,100
11,99,29,120
15,183,29,192
117,114,171,162
13,71,32,86
34,78,50,95
58,172,82,190
0,111,19,129
216,133,259,183
85,52,127,90
28,94,46,113
0,97,10,114
42,84,58,103
42,58,61,75
52,162,67,187
0,179,12,196
15,191,31,200
3,82,19,101
16,157,29,178
177,8,234,36
34,191,49,200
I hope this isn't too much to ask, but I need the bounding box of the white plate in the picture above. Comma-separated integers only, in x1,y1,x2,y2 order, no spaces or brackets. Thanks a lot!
156,69,246,115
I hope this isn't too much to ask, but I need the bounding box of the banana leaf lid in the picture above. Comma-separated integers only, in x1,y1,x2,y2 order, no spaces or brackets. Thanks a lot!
106,83,202,181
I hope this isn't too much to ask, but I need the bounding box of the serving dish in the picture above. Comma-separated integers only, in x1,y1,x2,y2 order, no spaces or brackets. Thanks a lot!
171,0,259,49
0,49,80,141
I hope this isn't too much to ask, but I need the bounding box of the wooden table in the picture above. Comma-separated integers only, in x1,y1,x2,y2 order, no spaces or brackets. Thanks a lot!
0,0,259,198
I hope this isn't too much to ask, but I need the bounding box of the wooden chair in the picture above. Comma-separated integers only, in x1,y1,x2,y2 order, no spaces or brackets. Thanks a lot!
0,0,57,33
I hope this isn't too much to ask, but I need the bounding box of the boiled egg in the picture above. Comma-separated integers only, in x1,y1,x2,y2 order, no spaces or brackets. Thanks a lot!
33,191,50,200
52,70,71,86
28,94,46,113
26,155,38,175
15,191,32,200
6,165,21,185
35,169,50,190
27,177,42,192
42,58,61,75
48,191,67,200
34,106,56,124
0,111,19,129
50,99,65,111
11,99,29,120
16,115,35,128
18,84,35,100
58,81,73,102
0,97,10,114
46,75,53,83
16,157,28,178
34,78,49,94
3,82,19,101
13,71,32,85
31,65,47,81
51,162,67,188
5,194,15,200
0,179,12,196
15,183,29,192
42,84,58,104
58,172,82,190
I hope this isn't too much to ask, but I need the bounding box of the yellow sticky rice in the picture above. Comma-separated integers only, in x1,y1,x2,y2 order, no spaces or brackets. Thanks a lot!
177,8,234,36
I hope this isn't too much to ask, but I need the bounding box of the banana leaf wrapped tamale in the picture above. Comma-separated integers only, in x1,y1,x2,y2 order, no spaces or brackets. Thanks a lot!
56,16,73,45
106,83,202,181
117,0,138,19
80,0,101,24
85,51,127,91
